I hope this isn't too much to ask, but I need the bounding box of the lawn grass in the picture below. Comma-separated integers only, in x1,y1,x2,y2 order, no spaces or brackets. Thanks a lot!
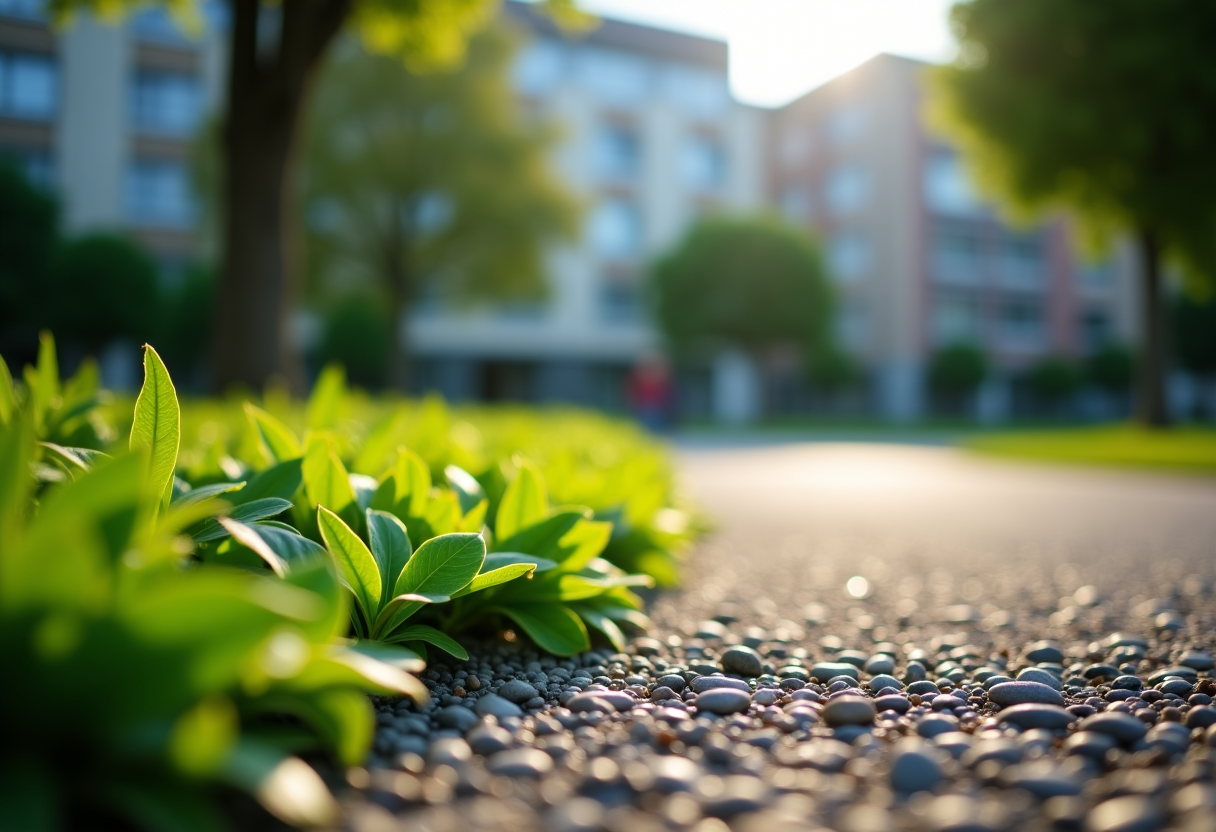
966,424,1216,474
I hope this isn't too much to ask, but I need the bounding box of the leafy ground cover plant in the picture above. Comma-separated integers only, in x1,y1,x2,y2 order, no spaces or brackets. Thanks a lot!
0,345,426,831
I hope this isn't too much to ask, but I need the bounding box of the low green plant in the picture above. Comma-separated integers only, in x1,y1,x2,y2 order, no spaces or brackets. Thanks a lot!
0,344,425,831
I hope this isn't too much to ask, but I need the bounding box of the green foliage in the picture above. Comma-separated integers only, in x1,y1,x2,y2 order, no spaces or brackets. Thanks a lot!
928,343,988,397
1174,295,1216,377
1085,344,1135,393
808,347,865,394
1024,356,1082,406
315,294,392,389
651,215,834,356
49,234,162,352
0,339,425,832
930,0,1216,293
0,162,58,358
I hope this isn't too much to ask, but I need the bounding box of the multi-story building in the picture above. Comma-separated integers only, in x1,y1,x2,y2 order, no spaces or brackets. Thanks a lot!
0,0,225,275
769,54,1139,420
410,2,767,409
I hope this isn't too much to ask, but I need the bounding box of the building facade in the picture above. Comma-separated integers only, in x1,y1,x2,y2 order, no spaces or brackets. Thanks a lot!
769,54,1140,421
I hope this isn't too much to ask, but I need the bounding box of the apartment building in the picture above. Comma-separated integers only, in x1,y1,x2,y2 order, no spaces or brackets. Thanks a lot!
0,0,225,272
409,2,767,408
769,54,1139,420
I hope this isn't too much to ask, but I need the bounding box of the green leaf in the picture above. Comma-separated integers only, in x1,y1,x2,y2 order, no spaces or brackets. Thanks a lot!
306,364,346,430
28,331,59,435
423,490,460,536
98,777,224,832
172,481,245,508
384,624,469,660
482,552,558,572
349,473,379,512
450,562,537,598
366,509,412,607
249,523,329,563
317,506,381,625
496,459,547,540
191,498,293,543
219,518,289,576
0,355,15,425
129,344,180,511
492,510,585,560
245,404,301,462
392,447,430,518
573,603,628,652
392,532,485,599
222,745,339,829
494,603,589,655
352,410,404,475
445,464,485,514
303,434,357,520
372,592,449,637
233,458,303,505
459,498,488,533
346,640,425,674
0,760,57,832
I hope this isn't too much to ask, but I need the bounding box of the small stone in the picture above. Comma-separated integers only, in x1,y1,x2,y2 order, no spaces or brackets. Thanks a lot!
890,740,942,793
656,674,687,692
647,755,700,793
1080,712,1149,744
1016,667,1063,690
720,645,764,677
1024,641,1065,664
1149,666,1198,685
989,681,1066,707
865,655,896,675
908,680,941,696
1087,795,1162,832
498,679,540,703
875,694,911,714
485,748,554,778
466,722,513,755
1185,706,1216,729
1062,731,1117,760
1178,651,1215,671
868,674,903,692
811,662,860,681
426,737,472,767
917,714,960,738
997,704,1074,730
474,693,523,719
548,798,604,832
695,688,751,716
565,693,615,713
435,705,478,732
697,774,771,818
690,676,752,694
823,695,877,727
1001,761,1083,799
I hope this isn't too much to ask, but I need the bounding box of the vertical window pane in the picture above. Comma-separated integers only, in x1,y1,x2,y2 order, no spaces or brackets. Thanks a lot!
588,198,642,260
594,121,640,181
131,71,201,136
125,160,195,228
681,133,725,193
828,231,871,282
0,52,57,120
824,164,868,216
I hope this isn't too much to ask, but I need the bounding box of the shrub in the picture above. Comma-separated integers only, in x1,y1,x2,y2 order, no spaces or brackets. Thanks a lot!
50,233,162,353
1085,344,1135,393
1025,356,1083,406
314,294,391,389
928,343,988,398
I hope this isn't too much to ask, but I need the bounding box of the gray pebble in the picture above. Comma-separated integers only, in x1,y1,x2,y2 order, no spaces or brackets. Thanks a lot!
485,748,554,777
695,688,752,716
989,681,1066,707
647,755,700,793
1185,706,1216,729
1002,761,1083,799
656,674,687,692
865,655,896,675
426,737,471,767
498,679,540,703
690,675,752,694
811,662,860,681
720,645,763,677
1178,651,1214,671
997,704,1074,730
823,695,876,727
1024,641,1065,664
1079,712,1149,743
890,740,943,792
698,774,771,818
917,714,959,738
1016,667,1063,690
474,693,523,719
1087,795,1162,832
564,692,615,713
435,705,478,732
466,722,513,755
1063,731,1117,760
868,674,903,692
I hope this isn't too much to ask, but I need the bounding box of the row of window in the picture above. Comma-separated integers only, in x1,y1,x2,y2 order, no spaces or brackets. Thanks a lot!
777,105,869,168
778,163,871,224
593,121,726,191
514,39,731,118
0,50,202,136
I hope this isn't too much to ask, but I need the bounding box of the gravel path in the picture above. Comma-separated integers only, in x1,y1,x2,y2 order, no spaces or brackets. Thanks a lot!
345,443,1216,832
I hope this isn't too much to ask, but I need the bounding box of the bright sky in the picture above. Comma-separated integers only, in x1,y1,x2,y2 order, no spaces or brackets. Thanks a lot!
577,0,959,108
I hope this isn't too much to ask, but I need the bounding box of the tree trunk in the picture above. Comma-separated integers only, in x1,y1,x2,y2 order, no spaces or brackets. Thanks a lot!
210,0,350,392
1136,229,1171,428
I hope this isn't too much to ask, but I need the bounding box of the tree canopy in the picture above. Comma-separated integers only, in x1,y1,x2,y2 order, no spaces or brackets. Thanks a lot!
650,216,834,359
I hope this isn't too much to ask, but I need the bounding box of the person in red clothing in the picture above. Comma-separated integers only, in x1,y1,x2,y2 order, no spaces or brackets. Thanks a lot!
628,353,673,433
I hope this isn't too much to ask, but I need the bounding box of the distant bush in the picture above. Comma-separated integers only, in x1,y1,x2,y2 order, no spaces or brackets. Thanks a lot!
928,343,988,399
50,234,162,353
315,295,391,389
1085,344,1135,393
0,162,58,359
1025,356,1083,406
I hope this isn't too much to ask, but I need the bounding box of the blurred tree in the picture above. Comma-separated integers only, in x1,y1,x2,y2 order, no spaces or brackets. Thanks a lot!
1174,295,1216,419
50,0,587,392
808,347,864,395
158,263,217,387
651,216,834,362
302,22,578,388
931,0,1216,428
0,162,58,362
315,294,392,389
1025,356,1082,411
1085,344,1135,395
50,234,162,353
928,343,987,412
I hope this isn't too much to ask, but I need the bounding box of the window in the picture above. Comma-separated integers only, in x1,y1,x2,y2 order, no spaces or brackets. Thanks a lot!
594,121,640,181
1079,308,1111,352
923,150,983,215
932,228,983,284
837,300,870,352
131,71,201,136
0,51,57,120
778,185,812,223
0,0,47,21
826,105,866,148
828,231,871,282
999,297,1044,345
681,133,725,192
661,64,729,118
824,165,869,216
599,273,641,324
577,47,648,107
588,197,642,260
125,160,195,228
1078,259,1114,286
932,293,981,345
513,39,563,96
999,234,1045,285
131,2,227,44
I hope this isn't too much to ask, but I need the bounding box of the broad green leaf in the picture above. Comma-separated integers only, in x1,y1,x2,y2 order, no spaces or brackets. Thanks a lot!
317,506,381,625
366,509,412,607
450,563,537,598
556,519,613,571
482,552,558,573
423,490,460,536
573,603,628,652
459,498,488,533
306,364,346,430
372,592,449,638
384,624,469,660
494,603,589,656
346,640,425,674
168,695,238,777
349,473,379,512
0,418,34,555
0,757,57,832
222,746,339,828
191,498,293,543
496,460,547,540
129,344,180,511
492,510,586,560
0,355,15,425
392,447,430,518
249,523,329,563
352,410,404,475
392,532,485,599
303,434,356,520
172,481,245,508
245,404,301,462
38,442,100,481
28,331,59,435
444,464,485,514
233,458,303,505
219,518,288,576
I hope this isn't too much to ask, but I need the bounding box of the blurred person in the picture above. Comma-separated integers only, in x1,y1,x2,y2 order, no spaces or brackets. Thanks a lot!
629,354,673,433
